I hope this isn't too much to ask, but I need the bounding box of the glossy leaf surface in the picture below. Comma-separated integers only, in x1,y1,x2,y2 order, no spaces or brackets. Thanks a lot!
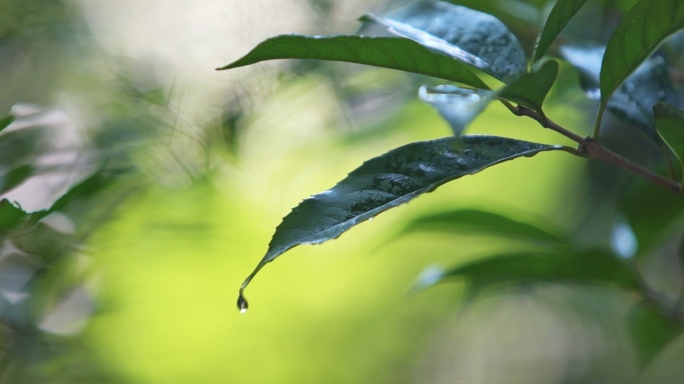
399,208,566,245
217,34,487,89
418,85,495,135
238,136,562,305
599,0,684,119
436,250,639,290
533,0,588,62
367,1,526,82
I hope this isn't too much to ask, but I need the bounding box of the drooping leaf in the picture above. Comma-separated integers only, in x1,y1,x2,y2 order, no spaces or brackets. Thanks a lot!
599,0,684,127
0,164,33,194
217,34,487,89
626,300,683,369
0,115,13,134
434,250,640,290
532,0,589,62
419,60,559,135
0,199,28,233
499,59,559,115
366,1,527,83
562,45,682,170
238,136,562,308
654,102,684,182
398,208,567,245
418,85,495,135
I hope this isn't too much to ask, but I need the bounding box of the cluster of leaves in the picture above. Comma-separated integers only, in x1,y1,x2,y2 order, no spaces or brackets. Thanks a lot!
220,0,684,367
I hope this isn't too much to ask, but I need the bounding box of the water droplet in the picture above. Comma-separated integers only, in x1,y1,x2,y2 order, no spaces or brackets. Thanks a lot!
237,293,249,314
625,83,635,92
463,149,474,158
368,217,374,221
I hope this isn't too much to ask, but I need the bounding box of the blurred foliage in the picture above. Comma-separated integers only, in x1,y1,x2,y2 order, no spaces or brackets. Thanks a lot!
1,0,684,383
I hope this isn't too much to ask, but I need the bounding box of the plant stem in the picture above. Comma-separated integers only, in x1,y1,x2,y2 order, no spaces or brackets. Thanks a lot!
514,105,683,194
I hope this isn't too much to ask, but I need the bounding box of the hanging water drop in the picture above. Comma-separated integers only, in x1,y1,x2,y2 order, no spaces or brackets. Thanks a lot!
237,292,249,313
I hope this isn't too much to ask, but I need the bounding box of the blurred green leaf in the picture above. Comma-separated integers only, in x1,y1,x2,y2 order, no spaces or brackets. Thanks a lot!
499,59,559,114
217,35,488,89
562,45,682,172
438,250,640,290
0,115,13,133
399,208,567,245
533,0,589,62
0,128,46,169
366,0,527,82
239,136,563,304
0,198,28,233
0,164,33,194
599,0,684,126
626,300,683,369
654,102,684,182
418,85,496,135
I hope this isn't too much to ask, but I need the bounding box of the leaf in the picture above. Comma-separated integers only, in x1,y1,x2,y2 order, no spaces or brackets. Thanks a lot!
419,60,559,135
626,300,683,369
0,115,13,134
217,34,488,89
435,250,640,290
366,1,527,83
599,0,684,126
0,199,28,233
654,102,684,182
532,0,589,63
238,136,562,307
499,59,559,114
562,45,682,170
398,208,567,245
418,85,496,135
0,164,33,194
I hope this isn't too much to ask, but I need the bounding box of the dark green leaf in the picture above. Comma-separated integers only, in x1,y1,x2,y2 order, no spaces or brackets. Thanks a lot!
499,59,559,114
562,45,682,170
418,85,496,135
0,115,13,134
217,34,488,89
654,102,684,182
0,199,28,233
367,1,527,82
0,128,47,169
399,208,567,245
0,164,33,194
532,0,589,63
238,136,562,304
621,180,684,255
599,0,684,124
626,300,682,369
437,250,640,290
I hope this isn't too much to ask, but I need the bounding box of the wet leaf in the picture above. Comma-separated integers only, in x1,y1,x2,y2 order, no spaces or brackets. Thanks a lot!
654,102,684,182
418,85,495,135
533,0,589,63
0,164,33,194
366,1,527,83
562,45,682,169
0,199,28,233
435,250,640,290
499,59,559,114
398,208,567,245
0,115,13,134
626,300,683,369
217,34,487,89
599,0,684,124
238,136,562,306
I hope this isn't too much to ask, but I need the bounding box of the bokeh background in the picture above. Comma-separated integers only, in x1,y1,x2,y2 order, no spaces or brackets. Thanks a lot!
2,0,684,383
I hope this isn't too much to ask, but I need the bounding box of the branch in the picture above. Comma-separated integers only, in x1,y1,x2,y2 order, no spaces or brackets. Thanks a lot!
514,106,683,194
